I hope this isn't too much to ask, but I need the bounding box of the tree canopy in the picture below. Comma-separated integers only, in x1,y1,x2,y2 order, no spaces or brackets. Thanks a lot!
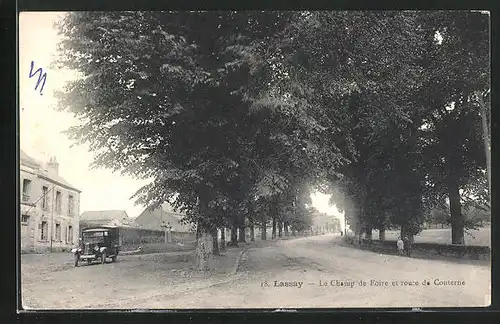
54,10,490,247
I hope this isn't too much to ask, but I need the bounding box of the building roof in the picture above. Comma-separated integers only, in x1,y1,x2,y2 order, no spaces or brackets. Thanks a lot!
20,150,42,168
80,210,130,221
20,149,81,192
135,206,192,233
80,211,141,230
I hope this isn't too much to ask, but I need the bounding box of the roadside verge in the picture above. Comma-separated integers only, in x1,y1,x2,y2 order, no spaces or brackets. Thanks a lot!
340,236,490,265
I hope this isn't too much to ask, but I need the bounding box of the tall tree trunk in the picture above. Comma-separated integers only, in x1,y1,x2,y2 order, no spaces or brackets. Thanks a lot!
278,221,283,237
238,226,246,243
211,227,219,256
272,217,277,239
228,224,238,247
401,224,414,243
449,180,465,245
220,227,226,250
365,224,373,240
284,221,289,236
250,223,255,242
237,213,246,243
195,221,213,271
356,220,362,243
379,225,386,242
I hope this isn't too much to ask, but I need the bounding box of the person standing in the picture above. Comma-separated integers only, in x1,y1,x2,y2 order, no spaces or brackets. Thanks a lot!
72,238,83,267
397,237,404,255
403,236,412,257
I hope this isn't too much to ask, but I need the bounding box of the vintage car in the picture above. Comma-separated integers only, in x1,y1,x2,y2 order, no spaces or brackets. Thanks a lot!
72,226,121,267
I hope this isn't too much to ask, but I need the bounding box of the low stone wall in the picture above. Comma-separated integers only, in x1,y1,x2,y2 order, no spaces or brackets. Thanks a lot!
343,236,490,262
120,242,196,254
119,228,196,245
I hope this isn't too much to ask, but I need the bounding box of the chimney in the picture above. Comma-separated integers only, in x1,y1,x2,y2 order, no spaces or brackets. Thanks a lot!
47,156,59,175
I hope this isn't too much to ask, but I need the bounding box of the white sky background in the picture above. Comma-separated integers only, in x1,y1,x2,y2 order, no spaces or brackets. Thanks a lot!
19,12,345,226
19,12,148,218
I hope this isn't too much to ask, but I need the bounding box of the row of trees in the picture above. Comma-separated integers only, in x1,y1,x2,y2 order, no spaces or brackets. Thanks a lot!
53,11,490,267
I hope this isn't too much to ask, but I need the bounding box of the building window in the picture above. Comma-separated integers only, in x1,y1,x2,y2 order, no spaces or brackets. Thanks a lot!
40,221,48,240
21,215,29,225
55,223,61,241
68,225,73,243
41,186,48,210
68,195,74,215
22,179,32,202
55,191,62,213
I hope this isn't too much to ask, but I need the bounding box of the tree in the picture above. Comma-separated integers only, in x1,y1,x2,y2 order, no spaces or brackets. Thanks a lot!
289,206,314,234
279,11,489,245
417,11,490,244
261,12,430,239
53,11,300,268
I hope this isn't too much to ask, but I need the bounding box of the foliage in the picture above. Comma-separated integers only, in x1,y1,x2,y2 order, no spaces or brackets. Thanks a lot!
53,11,490,246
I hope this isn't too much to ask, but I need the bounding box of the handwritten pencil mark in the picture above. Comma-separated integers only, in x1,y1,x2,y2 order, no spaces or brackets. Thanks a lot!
28,61,47,95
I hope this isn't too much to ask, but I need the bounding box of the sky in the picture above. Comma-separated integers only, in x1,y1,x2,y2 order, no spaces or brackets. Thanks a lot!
19,12,345,227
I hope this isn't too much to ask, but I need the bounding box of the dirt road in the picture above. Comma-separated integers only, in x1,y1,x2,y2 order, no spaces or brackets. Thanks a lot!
21,249,242,309
21,234,490,309
161,234,491,309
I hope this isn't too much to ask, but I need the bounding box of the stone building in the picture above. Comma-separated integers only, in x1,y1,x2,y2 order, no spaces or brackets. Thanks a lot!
135,203,194,243
135,203,192,233
79,210,134,231
20,150,81,253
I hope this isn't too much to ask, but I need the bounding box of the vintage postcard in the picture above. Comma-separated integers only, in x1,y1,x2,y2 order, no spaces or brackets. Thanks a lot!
19,10,491,309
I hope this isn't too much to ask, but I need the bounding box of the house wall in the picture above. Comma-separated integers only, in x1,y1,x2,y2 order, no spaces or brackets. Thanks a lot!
20,165,80,253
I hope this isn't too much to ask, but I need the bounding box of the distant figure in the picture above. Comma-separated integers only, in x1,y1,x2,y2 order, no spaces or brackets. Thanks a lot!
340,231,344,236
397,237,404,255
403,236,412,257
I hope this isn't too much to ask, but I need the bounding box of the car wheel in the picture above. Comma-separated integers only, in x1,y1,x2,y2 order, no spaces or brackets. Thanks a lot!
111,255,117,262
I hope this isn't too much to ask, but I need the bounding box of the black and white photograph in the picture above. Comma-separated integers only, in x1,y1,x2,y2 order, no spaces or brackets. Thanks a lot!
19,10,491,309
